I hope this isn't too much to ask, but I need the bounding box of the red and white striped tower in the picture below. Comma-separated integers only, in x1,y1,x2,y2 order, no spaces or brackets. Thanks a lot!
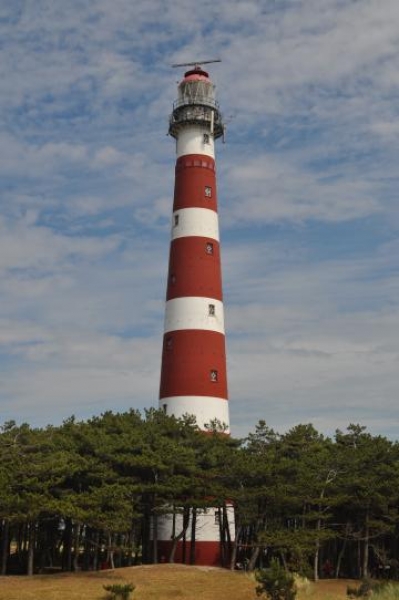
158,62,233,566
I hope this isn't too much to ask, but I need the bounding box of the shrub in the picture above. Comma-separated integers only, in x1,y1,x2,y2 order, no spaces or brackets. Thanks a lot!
347,580,372,598
373,583,399,599
103,582,135,600
347,579,389,598
256,558,297,600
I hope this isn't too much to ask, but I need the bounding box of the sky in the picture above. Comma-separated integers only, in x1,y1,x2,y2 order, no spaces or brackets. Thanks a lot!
0,0,398,439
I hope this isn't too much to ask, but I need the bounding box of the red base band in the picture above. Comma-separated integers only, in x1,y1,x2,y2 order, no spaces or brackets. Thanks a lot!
157,540,226,567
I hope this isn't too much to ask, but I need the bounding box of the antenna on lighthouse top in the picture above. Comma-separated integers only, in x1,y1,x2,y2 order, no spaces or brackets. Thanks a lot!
171,59,221,69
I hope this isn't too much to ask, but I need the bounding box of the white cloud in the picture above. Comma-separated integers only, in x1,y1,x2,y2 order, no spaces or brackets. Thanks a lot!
0,0,398,439
224,153,381,224
0,215,120,271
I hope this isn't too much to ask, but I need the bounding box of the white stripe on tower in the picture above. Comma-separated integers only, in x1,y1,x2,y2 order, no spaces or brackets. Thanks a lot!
164,297,225,334
171,207,220,241
176,126,215,159
158,63,233,567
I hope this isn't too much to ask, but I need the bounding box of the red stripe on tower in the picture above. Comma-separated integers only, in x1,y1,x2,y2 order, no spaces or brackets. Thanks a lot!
157,63,234,566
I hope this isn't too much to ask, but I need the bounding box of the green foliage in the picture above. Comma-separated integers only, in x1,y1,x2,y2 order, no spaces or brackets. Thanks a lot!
255,558,297,600
103,582,135,600
1,413,399,577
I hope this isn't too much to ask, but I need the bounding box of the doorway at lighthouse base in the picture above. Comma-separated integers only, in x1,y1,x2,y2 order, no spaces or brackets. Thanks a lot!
154,504,235,567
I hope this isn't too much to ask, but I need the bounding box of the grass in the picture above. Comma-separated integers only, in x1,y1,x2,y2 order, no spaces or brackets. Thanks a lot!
0,564,392,600
364,583,399,600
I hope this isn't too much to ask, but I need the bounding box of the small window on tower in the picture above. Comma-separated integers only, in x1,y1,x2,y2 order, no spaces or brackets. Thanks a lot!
208,304,215,316
214,509,221,525
170,273,176,285
203,133,210,144
204,186,212,198
210,369,218,383
162,404,167,414
174,214,179,227
165,337,173,350
205,242,214,255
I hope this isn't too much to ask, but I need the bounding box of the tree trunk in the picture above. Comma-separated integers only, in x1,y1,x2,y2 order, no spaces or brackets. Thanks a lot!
27,522,35,576
218,508,225,566
220,504,232,568
152,512,158,564
230,524,241,570
140,498,151,564
280,550,288,571
335,522,350,578
1,520,9,575
62,518,73,571
222,504,232,547
106,532,115,570
115,534,122,568
73,523,81,571
247,546,260,571
82,527,91,571
362,516,369,579
169,507,190,563
357,539,361,579
189,508,197,565
314,532,320,581
314,509,323,582
92,530,100,571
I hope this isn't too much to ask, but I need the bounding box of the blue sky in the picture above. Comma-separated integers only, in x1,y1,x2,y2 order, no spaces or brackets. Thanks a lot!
0,0,398,438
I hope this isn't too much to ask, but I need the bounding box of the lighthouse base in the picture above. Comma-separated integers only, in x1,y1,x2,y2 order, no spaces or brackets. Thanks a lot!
155,505,234,567
157,539,225,566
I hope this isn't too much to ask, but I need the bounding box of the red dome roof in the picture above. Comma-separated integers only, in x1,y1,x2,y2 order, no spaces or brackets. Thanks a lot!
182,68,210,83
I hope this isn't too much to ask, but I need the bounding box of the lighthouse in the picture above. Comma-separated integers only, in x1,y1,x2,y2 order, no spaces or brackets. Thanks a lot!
157,62,233,565
159,61,230,432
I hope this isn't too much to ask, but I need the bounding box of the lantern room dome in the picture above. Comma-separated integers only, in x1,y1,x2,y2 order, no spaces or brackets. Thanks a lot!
182,68,210,83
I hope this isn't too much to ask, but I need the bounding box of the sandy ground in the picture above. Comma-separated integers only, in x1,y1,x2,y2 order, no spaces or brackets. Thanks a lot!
0,564,357,600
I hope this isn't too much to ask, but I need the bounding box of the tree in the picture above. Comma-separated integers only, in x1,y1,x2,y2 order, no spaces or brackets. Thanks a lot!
333,425,399,579
276,425,338,579
256,557,297,600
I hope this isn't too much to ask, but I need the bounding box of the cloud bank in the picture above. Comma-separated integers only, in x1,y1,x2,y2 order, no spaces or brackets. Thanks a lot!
0,0,398,438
